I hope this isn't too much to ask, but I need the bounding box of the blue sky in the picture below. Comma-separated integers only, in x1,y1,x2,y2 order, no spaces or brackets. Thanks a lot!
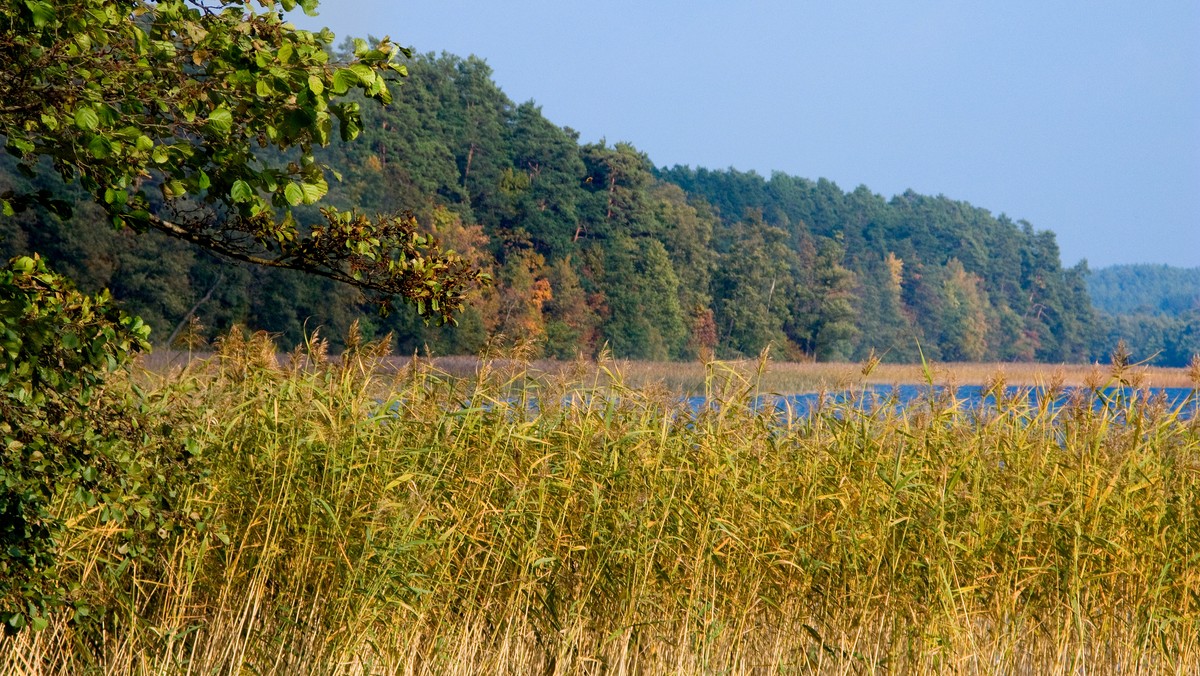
292,1,1200,268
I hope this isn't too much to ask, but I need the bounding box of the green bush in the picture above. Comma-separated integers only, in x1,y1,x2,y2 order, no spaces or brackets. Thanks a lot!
0,255,197,635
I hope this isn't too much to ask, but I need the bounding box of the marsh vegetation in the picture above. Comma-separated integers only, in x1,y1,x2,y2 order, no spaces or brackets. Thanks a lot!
6,332,1200,674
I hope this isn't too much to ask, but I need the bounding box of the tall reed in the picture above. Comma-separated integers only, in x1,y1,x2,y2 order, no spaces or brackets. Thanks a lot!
5,335,1200,674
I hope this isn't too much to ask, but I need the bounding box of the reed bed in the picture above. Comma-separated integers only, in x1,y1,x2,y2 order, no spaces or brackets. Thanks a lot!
140,349,1198,394
5,336,1200,674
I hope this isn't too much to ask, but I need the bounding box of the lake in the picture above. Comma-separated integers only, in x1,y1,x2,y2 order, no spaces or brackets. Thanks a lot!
687,384,1200,420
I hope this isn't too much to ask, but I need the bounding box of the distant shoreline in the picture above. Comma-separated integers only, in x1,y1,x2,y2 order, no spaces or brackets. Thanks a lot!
140,350,1198,394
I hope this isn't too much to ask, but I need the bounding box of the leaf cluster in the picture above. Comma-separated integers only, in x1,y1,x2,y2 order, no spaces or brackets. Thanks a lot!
0,255,202,635
1,0,484,321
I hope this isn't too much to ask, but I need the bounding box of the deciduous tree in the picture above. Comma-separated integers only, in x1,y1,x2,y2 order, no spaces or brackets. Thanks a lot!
1,0,485,318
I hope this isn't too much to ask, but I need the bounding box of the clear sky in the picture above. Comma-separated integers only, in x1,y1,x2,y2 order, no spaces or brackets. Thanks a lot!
291,1,1200,268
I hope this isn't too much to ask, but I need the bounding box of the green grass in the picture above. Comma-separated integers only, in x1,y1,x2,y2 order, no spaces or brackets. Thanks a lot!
6,333,1200,674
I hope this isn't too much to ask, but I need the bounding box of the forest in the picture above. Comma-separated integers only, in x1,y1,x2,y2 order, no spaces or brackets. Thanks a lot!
1,49,1191,365
1087,264,1200,367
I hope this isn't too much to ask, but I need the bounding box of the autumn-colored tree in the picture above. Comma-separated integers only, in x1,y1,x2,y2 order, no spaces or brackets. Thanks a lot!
940,258,989,361
543,257,601,358
491,250,552,350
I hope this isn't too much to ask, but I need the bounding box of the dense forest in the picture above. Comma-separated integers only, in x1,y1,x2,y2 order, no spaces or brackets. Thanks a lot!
1087,265,1200,367
1089,265,1200,316
2,49,1190,365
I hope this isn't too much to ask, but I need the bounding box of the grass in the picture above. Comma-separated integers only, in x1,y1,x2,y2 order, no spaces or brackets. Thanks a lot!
6,334,1200,674
143,349,1200,395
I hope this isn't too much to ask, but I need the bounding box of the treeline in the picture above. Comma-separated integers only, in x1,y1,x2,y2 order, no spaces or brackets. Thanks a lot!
1089,265,1200,316
1087,265,1200,367
1,51,1111,362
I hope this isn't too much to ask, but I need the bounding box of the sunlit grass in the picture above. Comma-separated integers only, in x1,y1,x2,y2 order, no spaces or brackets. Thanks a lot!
142,348,1199,395
7,335,1200,674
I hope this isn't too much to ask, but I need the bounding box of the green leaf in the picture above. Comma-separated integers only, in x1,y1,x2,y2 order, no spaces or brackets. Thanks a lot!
331,68,356,95
230,180,253,203
132,25,150,55
197,170,211,191
74,107,99,131
307,74,324,95
333,102,362,142
151,146,169,164
204,107,232,136
5,137,35,155
283,183,304,206
135,135,154,152
314,113,332,145
87,136,112,159
299,179,327,204
23,1,55,28
348,63,376,86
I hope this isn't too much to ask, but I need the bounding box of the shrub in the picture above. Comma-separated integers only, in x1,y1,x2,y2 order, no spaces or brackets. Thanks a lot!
0,255,197,635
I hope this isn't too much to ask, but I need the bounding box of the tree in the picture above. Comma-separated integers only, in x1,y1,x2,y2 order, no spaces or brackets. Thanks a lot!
597,234,686,360
853,252,920,362
543,257,600,359
579,142,655,241
786,232,859,361
504,101,586,260
652,183,716,357
939,258,989,362
1,0,485,319
712,212,793,357
1,255,196,634
0,1,490,634
491,249,552,350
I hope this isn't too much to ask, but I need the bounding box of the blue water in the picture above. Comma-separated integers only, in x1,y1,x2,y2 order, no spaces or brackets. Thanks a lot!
380,385,1199,423
685,385,1200,420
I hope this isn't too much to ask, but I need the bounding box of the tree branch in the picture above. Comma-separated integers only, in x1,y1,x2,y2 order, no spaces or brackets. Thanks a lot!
166,271,223,347
144,212,390,296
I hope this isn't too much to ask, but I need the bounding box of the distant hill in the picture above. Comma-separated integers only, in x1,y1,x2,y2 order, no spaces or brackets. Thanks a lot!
2,51,1098,364
1086,265,1200,367
1088,265,1200,315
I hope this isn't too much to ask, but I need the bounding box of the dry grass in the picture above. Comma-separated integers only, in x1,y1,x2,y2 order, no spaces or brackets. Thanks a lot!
8,338,1200,674
141,345,1198,394
409,355,1198,394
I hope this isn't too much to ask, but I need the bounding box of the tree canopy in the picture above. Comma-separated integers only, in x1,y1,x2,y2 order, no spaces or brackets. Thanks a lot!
1,0,485,318
2,26,1127,364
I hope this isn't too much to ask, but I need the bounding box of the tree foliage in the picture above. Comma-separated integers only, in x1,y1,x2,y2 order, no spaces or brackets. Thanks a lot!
1088,264,1200,316
1,256,201,634
1084,264,1200,366
2,41,1116,363
1,0,485,318
0,2,502,636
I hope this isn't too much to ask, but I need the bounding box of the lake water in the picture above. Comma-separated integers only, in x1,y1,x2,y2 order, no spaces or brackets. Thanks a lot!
686,385,1200,420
